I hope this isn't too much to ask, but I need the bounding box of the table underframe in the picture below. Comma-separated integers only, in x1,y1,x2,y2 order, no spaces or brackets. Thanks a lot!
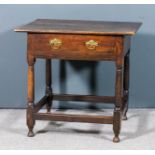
26,50,130,143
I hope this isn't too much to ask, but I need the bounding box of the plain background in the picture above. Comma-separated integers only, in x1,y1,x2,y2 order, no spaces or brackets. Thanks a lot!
0,4,154,108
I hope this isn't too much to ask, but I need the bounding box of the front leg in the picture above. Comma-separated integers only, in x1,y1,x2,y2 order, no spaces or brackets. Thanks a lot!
27,55,36,137
113,65,123,143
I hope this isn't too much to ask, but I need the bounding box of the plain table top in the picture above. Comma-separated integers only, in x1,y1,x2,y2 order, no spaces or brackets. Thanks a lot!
14,19,142,35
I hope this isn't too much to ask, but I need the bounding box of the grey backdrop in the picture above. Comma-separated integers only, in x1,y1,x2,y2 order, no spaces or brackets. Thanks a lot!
0,4,154,108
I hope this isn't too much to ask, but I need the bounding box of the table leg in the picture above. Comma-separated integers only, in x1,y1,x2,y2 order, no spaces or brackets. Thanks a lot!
27,56,35,137
113,65,123,143
122,50,130,120
45,59,52,112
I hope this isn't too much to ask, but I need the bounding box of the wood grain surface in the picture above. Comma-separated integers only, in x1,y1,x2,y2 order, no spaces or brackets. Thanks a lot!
15,19,142,35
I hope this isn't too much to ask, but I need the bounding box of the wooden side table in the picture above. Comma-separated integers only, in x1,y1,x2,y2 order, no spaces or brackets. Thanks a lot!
15,19,141,142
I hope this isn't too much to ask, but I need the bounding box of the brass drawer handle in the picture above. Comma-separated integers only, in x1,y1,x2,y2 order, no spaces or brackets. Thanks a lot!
85,40,98,50
49,38,62,49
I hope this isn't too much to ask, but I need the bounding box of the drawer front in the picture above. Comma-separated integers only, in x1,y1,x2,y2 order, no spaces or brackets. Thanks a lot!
28,34,116,60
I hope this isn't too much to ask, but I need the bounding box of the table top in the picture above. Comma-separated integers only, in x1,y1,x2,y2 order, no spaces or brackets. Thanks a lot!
14,19,142,35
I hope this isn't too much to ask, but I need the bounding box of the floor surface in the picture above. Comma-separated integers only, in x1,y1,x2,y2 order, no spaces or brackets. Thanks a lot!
0,109,155,150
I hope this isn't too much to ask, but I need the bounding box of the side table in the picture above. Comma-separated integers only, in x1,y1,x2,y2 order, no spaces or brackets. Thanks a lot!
15,19,141,142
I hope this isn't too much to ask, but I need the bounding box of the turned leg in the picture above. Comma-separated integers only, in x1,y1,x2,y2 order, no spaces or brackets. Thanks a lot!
45,59,52,112
113,65,123,143
27,56,35,137
122,50,130,120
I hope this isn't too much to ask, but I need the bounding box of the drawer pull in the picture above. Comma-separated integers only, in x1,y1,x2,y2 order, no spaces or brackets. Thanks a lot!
49,38,62,49
85,40,98,50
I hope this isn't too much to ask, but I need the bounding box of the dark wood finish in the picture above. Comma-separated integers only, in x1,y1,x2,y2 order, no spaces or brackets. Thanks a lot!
15,19,141,142
27,55,35,137
15,19,141,35
52,93,115,103
122,50,130,120
45,59,52,112
112,37,124,143
123,36,131,56
34,113,113,124
28,33,116,61
34,96,49,113
113,108,121,142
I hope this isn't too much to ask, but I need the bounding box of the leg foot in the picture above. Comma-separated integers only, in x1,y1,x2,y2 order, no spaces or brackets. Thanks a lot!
122,98,128,121
113,136,120,143
122,115,127,120
113,107,121,143
28,130,34,137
